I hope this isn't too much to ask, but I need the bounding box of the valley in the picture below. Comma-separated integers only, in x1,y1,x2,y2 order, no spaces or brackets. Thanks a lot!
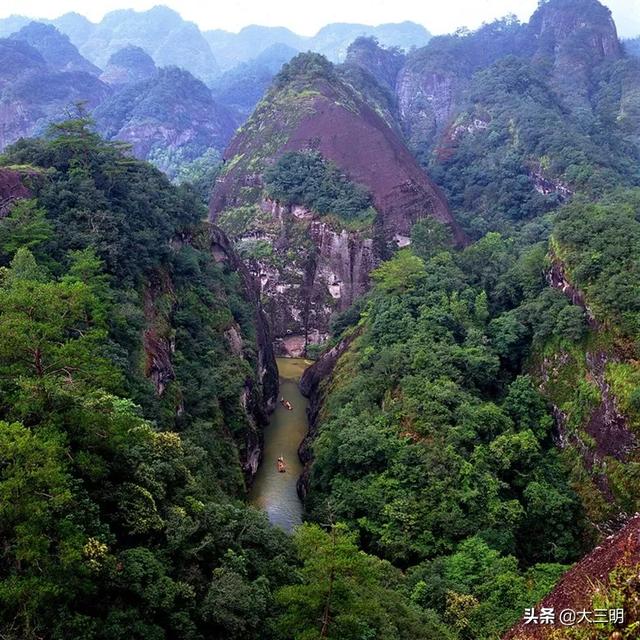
249,357,311,531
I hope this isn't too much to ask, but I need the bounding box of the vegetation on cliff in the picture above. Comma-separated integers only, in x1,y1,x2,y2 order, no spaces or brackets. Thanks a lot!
0,121,292,639
264,150,374,222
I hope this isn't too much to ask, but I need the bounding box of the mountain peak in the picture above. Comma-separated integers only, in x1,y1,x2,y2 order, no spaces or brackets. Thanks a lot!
530,0,621,60
100,45,157,85
10,21,100,74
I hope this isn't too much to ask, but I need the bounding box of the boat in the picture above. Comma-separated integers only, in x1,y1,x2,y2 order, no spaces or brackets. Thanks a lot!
280,397,293,411
277,456,286,473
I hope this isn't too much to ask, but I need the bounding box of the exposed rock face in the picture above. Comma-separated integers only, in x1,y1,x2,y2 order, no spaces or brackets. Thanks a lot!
209,225,279,415
100,45,157,85
142,272,177,400
210,54,462,347
502,514,640,639
541,253,639,528
0,168,31,218
530,0,621,62
297,329,361,497
396,64,462,155
140,226,278,484
529,0,622,110
243,199,375,355
345,36,405,94
395,0,623,156
10,22,100,75
210,224,279,480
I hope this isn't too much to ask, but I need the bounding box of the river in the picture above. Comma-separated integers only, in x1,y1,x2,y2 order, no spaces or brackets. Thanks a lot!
249,357,311,532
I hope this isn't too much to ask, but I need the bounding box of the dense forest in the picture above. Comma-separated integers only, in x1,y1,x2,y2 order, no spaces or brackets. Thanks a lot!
0,121,454,640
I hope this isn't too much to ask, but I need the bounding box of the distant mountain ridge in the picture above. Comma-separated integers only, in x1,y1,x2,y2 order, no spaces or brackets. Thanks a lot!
0,23,235,178
204,20,431,71
0,7,431,78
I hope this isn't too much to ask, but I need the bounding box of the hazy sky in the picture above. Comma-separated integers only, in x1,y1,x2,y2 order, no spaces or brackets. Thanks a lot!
2,0,639,38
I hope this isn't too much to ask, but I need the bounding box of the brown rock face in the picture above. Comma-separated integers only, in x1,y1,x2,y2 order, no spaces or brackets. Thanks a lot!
0,168,31,218
210,56,463,347
251,200,375,355
282,93,460,241
502,515,640,639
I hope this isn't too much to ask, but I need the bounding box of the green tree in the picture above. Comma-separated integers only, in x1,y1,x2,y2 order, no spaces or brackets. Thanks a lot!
276,523,442,640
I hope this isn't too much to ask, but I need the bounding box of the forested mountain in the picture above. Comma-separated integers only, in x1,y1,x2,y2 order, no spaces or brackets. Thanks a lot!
203,21,429,71
99,45,158,85
0,37,110,148
2,0,640,638
0,23,235,180
0,10,430,180
93,66,236,179
626,36,640,57
0,120,291,638
210,52,461,356
55,6,220,84
210,43,299,118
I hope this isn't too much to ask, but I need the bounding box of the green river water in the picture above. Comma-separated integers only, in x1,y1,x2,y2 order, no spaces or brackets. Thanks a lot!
249,357,312,532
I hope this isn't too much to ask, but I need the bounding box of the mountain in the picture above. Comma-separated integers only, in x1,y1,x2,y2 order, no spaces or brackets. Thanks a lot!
10,21,100,74
61,6,220,84
0,19,231,178
0,37,109,149
210,43,298,118
0,14,29,38
50,11,95,47
204,20,430,71
311,20,430,62
93,66,235,178
626,36,640,57
210,52,462,355
344,35,406,94
389,0,640,236
204,25,304,71
99,45,158,85
0,9,431,85
0,123,290,639
529,0,622,112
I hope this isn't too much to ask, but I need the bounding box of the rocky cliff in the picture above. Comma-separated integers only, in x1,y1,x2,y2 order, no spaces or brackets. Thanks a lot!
344,36,405,95
209,224,279,479
529,0,622,111
395,0,624,160
0,168,31,217
538,249,640,532
210,53,462,352
502,514,640,639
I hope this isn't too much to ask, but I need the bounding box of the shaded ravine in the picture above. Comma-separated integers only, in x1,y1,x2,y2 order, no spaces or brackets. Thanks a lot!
249,357,311,531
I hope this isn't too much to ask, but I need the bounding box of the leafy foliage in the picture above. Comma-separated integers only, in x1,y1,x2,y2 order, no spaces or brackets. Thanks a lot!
0,121,296,639
264,150,373,220
305,235,588,638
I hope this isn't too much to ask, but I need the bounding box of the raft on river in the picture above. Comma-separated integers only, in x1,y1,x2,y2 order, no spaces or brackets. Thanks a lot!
277,456,286,473
280,397,293,411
